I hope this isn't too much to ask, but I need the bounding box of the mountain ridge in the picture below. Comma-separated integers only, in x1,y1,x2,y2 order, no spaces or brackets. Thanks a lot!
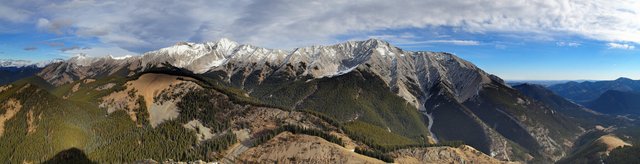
38,38,502,109
0,38,592,162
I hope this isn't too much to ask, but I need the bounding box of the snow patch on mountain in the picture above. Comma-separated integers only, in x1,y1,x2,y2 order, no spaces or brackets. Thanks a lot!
109,55,133,60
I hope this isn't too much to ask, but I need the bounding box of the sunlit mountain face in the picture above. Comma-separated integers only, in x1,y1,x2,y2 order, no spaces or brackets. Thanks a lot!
0,0,639,163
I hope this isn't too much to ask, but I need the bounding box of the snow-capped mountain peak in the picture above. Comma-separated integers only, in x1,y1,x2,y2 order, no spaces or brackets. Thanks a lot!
215,37,239,54
68,54,102,66
0,59,35,67
0,59,64,68
40,38,501,108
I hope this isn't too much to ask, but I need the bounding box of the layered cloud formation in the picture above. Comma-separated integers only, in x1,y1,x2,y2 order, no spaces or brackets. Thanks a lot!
0,0,638,53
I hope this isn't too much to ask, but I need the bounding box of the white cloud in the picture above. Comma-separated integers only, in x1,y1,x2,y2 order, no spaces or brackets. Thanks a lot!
36,18,51,30
36,18,73,34
556,42,581,47
399,40,481,46
363,34,480,46
0,4,30,23
0,3,32,33
607,43,635,50
430,40,480,46
5,0,640,53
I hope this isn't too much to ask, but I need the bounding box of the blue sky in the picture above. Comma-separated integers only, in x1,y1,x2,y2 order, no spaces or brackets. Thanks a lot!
0,0,639,80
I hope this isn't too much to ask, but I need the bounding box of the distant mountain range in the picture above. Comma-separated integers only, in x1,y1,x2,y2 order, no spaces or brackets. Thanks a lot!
546,78,640,117
0,59,34,67
0,59,63,68
548,77,640,103
0,66,43,85
0,59,64,85
507,80,588,87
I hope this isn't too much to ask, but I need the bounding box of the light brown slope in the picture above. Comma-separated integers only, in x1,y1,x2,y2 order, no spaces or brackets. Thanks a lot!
127,73,196,110
238,132,385,164
596,135,631,153
0,84,11,93
100,73,199,127
0,99,22,136
391,145,519,164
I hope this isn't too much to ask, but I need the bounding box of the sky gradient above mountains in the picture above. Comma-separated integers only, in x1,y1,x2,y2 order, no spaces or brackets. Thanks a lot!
0,0,639,80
